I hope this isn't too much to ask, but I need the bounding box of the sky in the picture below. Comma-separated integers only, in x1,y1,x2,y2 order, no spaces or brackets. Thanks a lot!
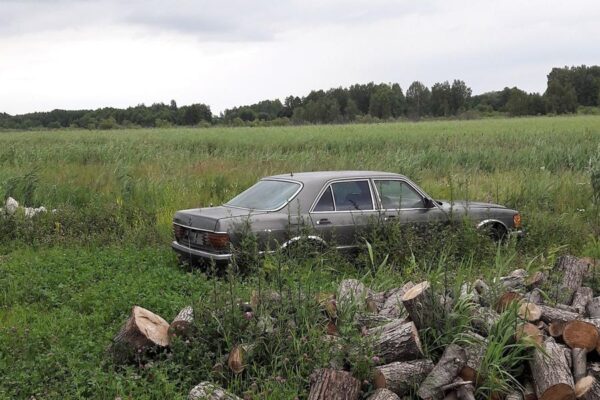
1,0,599,115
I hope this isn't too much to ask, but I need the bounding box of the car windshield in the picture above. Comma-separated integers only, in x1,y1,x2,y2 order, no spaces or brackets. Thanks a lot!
225,180,301,211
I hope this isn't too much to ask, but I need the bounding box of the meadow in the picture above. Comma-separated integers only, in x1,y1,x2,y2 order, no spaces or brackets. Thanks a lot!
1,115,600,399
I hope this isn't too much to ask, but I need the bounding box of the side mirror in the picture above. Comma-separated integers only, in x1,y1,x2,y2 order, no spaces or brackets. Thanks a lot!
423,198,435,208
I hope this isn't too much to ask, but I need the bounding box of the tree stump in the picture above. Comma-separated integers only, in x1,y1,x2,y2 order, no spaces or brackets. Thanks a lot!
571,287,593,315
367,320,424,362
367,388,401,400
111,305,170,360
574,376,600,399
417,344,467,400
169,305,194,338
188,382,241,400
556,255,588,305
373,359,434,396
529,337,575,400
308,369,361,400
402,281,436,330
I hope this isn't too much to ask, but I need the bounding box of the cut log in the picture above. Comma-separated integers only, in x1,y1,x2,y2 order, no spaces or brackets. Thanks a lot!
519,302,542,322
588,363,600,379
586,297,600,318
574,376,600,399
572,348,587,382
355,314,396,330
460,283,480,304
368,291,388,313
471,305,500,336
538,304,580,324
111,305,170,358
169,305,194,338
417,344,467,400
227,343,255,374
459,332,487,384
473,279,491,306
549,321,566,339
367,388,401,400
529,337,575,400
308,368,361,400
500,269,528,290
506,391,524,400
516,323,544,347
556,255,588,305
524,288,545,305
402,281,436,330
455,379,476,400
523,381,537,400
571,287,593,315
563,320,599,352
496,291,523,312
188,382,242,400
338,278,372,308
373,359,434,396
367,320,424,362
527,271,547,289
379,282,414,319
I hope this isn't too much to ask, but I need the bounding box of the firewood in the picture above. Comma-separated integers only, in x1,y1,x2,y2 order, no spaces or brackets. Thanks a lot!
586,297,600,318
563,320,599,352
524,288,545,305
169,305,194,338
571,287,593,316
373,359,434,396
537,304,580,324
523,381,537,400
308,368,361,400
574,376,600,399
516,323,544,347
519,302,542,322
367,320,424,362
471,305,500,336
227,343,255,374
505,391,524,400
549,321,566,338
417,344,467,400
379,282,414,319
527,271,547,289
588,363,600,379
459,332,486,384
496,291,523,312
354,314,396,330
338,279,372,309
473,279,491,306
572,348,587,382
402,281,436,330
188,382,241,400
460,283,480,304
367,388,401,400
111,305,170,359
529,337,575,400
556,255,589,305
368,291,388,313
455,379,476,400
500,269,528,290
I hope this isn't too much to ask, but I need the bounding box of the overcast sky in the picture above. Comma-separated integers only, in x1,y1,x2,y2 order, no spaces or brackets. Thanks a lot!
1,0,599,115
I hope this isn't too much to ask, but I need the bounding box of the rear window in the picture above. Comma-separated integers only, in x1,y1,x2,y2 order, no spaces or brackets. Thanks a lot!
225,180,301,211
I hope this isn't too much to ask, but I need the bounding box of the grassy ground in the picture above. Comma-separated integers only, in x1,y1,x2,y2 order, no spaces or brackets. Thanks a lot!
1,116,600,399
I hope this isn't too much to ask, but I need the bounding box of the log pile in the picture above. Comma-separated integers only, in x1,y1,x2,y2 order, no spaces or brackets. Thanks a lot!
109,254,600,399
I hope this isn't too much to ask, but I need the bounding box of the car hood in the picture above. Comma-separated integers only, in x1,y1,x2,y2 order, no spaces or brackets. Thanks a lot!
173,206,266,231
437,200,507,212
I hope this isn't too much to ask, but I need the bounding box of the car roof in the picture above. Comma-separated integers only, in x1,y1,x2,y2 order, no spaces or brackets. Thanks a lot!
265,170,407,184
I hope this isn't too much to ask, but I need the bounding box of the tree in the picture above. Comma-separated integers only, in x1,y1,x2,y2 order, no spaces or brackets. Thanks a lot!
450,80,472,114
390,83,405,117
369,85,394,119
545,80,578,114
430,81,451,116
405,81,431,119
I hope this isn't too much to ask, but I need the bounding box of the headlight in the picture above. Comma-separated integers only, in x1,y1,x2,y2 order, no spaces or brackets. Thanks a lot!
513,213,522,229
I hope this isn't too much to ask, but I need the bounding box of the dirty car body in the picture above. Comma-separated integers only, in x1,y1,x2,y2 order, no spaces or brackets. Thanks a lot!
172,171,523,264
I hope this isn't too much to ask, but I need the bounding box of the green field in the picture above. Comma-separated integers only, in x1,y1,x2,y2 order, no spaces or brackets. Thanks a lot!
1,116,600,399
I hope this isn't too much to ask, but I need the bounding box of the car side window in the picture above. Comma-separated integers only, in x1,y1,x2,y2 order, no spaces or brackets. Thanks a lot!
375,180,423,209
314,186,335,212
331,181,374,211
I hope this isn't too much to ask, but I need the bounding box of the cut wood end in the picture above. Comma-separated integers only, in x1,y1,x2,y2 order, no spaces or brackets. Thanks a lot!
516,323,543,347
575,376,595,398
563,320,599,352
459,366,477,384
519,302,542,322
549,321,566,338
540,383,574,400
373,368,386,389
132,305,170,347
401,281,430,301
496,291,522,313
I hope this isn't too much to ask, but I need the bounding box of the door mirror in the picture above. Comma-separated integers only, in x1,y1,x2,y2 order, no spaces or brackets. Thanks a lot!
423,198,435,208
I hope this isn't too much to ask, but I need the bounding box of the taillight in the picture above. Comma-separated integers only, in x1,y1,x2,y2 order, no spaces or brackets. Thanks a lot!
207,232,230,249
173,224,185,240
513,213,522,229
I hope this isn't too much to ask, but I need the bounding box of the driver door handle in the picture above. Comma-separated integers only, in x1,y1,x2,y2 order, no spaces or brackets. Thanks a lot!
317,218,331,225
384,215,396,222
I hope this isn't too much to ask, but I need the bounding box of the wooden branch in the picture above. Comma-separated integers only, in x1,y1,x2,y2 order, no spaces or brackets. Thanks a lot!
355,313,396,330
529,337,575,400
308,369,361,400
417,344,467,400
367,320,424,362
188,382,241,400
227,343,255,374
373,359,434,396
499,269,528,290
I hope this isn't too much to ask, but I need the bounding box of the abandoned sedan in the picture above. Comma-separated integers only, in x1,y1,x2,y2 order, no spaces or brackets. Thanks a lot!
172,171,523,264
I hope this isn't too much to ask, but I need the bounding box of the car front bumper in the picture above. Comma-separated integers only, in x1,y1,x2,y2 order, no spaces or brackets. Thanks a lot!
509,229,525,239
171,241,232,262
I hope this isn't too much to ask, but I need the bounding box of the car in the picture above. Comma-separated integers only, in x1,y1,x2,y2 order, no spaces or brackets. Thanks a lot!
172,171,523,265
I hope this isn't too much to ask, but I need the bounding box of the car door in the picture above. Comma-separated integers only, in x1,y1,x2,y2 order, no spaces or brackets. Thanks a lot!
310,179,378,248
372,179,447,228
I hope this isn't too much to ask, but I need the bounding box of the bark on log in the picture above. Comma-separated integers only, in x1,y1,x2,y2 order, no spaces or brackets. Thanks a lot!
549,321,566,339
571,287,593,316
455,379,476,400
563,320,599,352
368,291,388,313
308,369,361,400
379,282,414,319
572,348,587,383
588,363,600,379
373,359,434,396
367,320,424,362
506,391,524,400
527,271,547,290
529,337,575,400
367,388,401,400
188,382,242,400
169,305,194,338
574,376,600,399
471,305,500,336
523,381,537,400
459,332,486,384
338,279,372,309
538,304,580,324
586,297,600,319
516,323,544,347
519,302,542,322
460,283,479,304
402,281,436,330
556,255,588,305
417,344,467,400
111,305,170,357
355,314,396,330
524,288,545,305
500,269,528,290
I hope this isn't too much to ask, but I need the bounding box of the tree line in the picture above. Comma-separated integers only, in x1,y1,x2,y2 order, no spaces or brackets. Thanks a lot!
1,65,599,130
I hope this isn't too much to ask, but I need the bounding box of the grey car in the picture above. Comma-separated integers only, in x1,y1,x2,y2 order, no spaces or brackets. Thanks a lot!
172,171,523,264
